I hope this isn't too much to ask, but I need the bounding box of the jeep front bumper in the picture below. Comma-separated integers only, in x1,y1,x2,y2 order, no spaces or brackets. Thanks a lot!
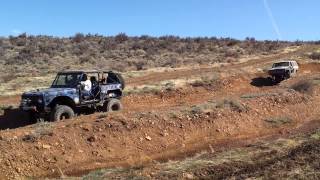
20,105,38,111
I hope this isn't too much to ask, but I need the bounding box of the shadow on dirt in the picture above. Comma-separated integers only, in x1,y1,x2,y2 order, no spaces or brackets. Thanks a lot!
251,77,278,87
0,108,34,130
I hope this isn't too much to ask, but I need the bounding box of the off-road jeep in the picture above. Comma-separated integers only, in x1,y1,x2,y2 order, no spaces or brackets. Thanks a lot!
268,60,299,83
20,70,125,121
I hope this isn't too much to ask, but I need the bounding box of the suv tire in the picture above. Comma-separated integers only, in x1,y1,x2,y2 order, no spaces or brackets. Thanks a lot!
285,71,291,79
51,105,75,121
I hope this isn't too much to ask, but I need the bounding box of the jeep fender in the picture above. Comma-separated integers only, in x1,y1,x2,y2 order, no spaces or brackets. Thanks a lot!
49,96,76,110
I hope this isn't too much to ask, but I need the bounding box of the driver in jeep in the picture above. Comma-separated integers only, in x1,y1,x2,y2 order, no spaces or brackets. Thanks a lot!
80,74,92,98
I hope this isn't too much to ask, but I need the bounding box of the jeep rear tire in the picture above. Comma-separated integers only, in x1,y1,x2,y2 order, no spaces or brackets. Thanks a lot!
103,98,122,112
51,105,75,121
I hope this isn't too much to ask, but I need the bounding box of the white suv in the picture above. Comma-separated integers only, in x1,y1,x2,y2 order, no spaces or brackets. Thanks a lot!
268,60,299,82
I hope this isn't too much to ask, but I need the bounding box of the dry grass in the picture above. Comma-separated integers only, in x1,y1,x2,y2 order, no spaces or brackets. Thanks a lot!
22,121,54,142
187,98,247,116
124,77,205,95
290,79,315,95
309,51,320,60
216,99,248,112
0,74,54,96
241,92,279,99
189,74,220,88
265,116,293,127
0,105,15,115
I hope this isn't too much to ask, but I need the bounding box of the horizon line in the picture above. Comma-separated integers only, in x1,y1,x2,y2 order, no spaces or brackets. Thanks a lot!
0,32,315,42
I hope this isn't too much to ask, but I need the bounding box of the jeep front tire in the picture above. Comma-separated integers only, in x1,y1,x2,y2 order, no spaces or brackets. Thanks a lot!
51,105,75,121
103,98,123,112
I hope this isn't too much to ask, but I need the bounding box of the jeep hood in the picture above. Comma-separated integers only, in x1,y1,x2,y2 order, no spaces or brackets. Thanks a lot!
22,88,77,96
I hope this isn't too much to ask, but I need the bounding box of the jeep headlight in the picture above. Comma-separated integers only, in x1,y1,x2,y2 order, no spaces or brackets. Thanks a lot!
37,98,43,104
74,97,80,104
21,98,28,105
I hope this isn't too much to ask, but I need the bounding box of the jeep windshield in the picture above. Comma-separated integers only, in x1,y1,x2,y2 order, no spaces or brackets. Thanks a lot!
273,62,289,68
51,73,82,88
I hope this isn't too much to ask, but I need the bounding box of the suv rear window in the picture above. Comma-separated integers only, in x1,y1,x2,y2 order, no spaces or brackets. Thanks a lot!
273,62,289,68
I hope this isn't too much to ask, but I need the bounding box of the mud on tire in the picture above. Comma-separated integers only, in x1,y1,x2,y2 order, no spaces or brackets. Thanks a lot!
51,105,75,121
103,98,123,112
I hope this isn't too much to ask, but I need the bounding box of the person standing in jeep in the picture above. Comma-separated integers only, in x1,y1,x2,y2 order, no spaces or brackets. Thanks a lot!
80,74,92,97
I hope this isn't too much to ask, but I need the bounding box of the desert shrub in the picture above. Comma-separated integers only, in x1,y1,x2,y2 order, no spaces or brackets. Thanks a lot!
0,47,4,57
224,49,240,58
0,33,294,76
132,61,146,71
265,117,292,127
241,92,279,99
217,99,248,113
23,121,53,142
79,55,95,64
15,45,38,63
72,41,91,56
115,33,128,43
190,75,220,88
72,33,85,43
17,34,27,46
1,74,18,83
97,113,108,119
290,80,314,94
164,81,175,91
0,105,14,115
9,33,27,46
101,37,117,50
309,52,320,60
190,101,218,114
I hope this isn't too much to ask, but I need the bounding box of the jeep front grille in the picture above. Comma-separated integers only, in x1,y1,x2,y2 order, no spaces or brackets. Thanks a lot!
21,95,43,106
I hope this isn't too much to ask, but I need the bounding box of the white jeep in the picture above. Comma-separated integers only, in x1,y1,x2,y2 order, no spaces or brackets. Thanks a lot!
268,60,299,83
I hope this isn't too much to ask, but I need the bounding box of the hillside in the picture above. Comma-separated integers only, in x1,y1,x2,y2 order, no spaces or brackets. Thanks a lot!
0,33,296,83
